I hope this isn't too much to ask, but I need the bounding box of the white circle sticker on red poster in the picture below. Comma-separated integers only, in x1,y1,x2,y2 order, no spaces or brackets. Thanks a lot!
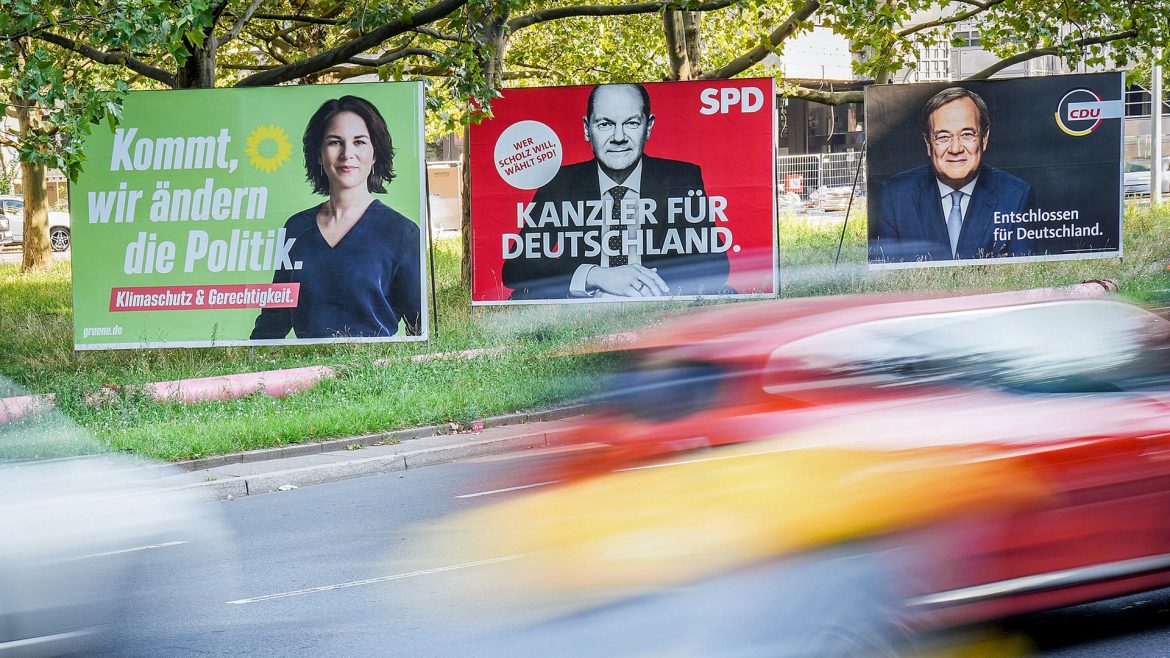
494,121,562,189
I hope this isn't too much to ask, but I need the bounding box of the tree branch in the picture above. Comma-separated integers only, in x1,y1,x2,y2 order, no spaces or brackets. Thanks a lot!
0,9,118,42
251,13,339,25
244,33,292,64
507,0,737,33
967,29,1136,80
235,0,467,86
412,26,463,42
505,56,615,77
349,47,441,66
34,31,177,87
701,0,820,79
322,64,539,81
219,0,267,45
786,86,864,105
664,10,688,80
897,0,1007,38
259,5,348,47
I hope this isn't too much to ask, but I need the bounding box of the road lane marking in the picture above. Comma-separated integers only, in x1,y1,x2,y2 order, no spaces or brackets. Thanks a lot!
466,443,610,463
0,630,93,650
459,449,794,499
226,554,530,605
615,453,747,472
613,444,808,473
454,480,561,499
73,541,188,560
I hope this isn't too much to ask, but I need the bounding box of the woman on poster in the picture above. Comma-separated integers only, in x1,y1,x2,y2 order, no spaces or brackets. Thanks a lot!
251,95,422,339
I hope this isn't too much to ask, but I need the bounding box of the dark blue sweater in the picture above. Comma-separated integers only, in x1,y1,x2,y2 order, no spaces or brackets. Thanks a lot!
251,200,422,339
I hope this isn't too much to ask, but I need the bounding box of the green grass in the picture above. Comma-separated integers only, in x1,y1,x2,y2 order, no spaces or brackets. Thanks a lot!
1,237,677,460
778,203,1170,302
3,203,1170,461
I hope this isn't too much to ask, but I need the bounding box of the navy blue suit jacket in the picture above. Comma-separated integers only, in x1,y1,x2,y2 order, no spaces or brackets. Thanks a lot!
251,200,422,339
501,157,731,300
869,165,1035,263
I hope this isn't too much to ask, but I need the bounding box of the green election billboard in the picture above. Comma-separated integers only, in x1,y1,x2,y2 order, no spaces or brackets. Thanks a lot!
71,82,428,350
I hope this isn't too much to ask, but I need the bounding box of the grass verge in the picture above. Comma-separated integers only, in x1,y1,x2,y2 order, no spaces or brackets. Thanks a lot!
2,203,1169,461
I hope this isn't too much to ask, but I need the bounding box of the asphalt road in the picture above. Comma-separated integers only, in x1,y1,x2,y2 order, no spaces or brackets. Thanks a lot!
1015,589,1170,656
0,243,69,264
97,456,528,657
0,244,20,263
93,452,1170,657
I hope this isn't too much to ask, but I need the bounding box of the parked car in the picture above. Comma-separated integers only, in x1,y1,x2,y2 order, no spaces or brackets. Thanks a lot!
1123,156,1170,197
433,292,1170,654
0,194,71,251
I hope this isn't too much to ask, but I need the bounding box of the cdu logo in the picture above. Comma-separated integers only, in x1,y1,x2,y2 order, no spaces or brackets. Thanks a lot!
1055,88,1123,137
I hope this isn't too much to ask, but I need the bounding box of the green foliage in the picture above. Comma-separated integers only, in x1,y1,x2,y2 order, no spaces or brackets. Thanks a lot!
776,203,1170,303
0,160,17,194
1126,52,1170,91
4,0,1166,160
0,1,215,179
505,12,666,87
833,0,1170,81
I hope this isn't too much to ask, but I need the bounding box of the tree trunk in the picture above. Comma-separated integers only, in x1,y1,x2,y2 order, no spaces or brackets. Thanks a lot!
460,12,510,288
13,99,50,271
176,34,218,88
683,12,702,74
664,10,702,80
460,122,473,288
19,161,50,271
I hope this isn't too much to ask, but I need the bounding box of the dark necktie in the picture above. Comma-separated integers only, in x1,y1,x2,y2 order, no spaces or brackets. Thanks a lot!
947,190,964,257
608,186,629,267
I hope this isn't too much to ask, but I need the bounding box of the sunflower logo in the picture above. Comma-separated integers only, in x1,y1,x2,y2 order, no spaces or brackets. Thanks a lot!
244,125,292,173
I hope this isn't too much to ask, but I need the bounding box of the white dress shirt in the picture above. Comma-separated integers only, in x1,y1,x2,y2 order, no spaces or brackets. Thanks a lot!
569,161,645,297
936,175,979,245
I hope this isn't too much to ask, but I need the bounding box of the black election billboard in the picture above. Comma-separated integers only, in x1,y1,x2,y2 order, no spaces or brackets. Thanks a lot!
866,73,1124,268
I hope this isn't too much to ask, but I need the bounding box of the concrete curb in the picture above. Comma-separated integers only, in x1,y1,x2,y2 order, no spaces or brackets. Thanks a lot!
142,365,337,403
174,403,589,472
0,393,54,424
78,348,515,410
965,278,1118,302
105,348,510,406
176,425,563,501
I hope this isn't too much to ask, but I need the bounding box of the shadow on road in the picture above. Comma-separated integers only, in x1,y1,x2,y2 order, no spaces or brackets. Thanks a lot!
1004,587,1170,651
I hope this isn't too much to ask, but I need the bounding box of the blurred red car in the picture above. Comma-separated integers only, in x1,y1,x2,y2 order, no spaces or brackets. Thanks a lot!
507,290,1170,630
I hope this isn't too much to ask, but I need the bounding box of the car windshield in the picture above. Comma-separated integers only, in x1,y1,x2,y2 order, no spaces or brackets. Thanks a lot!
768,300,1170,395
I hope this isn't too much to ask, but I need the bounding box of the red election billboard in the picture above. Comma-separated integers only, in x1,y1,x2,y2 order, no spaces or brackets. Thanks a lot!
470,79,777,304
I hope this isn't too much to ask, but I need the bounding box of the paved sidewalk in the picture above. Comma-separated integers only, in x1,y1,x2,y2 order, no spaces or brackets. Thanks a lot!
0,244,69,265
156,409,585,501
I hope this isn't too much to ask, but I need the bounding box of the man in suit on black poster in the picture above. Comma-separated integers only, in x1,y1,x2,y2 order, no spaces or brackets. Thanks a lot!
870,86,1035,263
502,83,731,300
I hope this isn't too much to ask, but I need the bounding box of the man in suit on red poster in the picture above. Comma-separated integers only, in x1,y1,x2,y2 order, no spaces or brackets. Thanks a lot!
502,83,731,300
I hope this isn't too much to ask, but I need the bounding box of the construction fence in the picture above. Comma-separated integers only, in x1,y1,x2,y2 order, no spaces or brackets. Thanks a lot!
777,151,867,214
